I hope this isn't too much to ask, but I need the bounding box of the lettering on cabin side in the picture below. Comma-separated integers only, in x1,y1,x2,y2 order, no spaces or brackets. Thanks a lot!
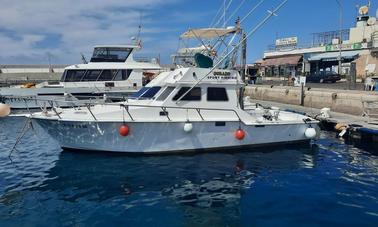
208,71,236,80
213,71,231,76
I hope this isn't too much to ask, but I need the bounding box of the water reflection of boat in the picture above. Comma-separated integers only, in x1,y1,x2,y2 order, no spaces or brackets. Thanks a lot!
0,134,318,225
7,146,317,203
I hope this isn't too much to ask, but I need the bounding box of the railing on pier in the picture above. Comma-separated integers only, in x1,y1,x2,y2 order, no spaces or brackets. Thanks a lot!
362,101,378,123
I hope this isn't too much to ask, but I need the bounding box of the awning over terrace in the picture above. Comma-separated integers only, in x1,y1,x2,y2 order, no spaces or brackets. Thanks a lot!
307,50,361,61
260,55,302,67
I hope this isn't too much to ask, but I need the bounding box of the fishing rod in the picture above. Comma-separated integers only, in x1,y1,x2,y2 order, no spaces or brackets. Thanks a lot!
211,0,267,64
212,0,234,28
223,0,248,26
209,2,226,27
240,0,266,23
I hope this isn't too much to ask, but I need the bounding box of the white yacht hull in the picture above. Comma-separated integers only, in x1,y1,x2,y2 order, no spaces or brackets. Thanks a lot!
32,119,319,153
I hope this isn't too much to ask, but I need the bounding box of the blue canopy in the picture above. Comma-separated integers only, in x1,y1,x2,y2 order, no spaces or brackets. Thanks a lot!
307,50,361,61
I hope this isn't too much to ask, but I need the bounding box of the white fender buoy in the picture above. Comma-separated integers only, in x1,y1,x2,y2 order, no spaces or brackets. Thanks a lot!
183,122,193,133
256,117,264,123
320,108,331,118
0,103,11,117
305,127,317,139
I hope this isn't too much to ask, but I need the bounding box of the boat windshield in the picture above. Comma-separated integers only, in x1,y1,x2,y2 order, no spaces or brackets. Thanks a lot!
130,86,161,99
90,47,133,62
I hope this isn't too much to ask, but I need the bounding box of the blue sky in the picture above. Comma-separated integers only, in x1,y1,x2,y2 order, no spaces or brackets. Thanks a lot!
0,0,376,65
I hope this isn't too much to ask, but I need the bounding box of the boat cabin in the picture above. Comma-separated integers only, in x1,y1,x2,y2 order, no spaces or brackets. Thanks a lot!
129,66,243,109
58,45,160,86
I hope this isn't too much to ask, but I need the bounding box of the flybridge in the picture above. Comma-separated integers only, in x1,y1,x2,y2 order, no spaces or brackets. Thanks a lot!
90,45,139,63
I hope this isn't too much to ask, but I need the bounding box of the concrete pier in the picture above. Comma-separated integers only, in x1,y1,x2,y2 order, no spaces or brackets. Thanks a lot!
246,85,378,116
0,64,66,87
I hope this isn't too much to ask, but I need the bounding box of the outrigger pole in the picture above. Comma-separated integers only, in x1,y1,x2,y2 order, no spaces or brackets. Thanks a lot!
175,0,289,104
216,0,266,66
239,31,247,110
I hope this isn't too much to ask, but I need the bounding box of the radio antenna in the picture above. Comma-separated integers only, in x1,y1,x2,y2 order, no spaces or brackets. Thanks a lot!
134,11,143,46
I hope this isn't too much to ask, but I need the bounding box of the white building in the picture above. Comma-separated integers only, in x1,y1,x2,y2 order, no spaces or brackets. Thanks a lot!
259,6,378,79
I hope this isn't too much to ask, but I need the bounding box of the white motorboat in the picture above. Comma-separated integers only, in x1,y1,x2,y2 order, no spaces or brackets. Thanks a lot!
0,45,161,109
29,64,318,153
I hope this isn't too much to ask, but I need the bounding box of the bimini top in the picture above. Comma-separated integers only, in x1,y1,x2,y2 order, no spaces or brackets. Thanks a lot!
93,44,141,49
180,27,239,39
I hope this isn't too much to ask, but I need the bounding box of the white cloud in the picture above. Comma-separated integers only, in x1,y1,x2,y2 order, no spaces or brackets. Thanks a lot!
0,0,184,64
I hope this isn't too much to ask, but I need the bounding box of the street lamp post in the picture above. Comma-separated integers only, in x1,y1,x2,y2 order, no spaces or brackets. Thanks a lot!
335,0,343,86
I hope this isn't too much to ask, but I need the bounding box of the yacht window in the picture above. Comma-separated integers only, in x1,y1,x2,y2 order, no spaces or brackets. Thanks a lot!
97,70,114,81
141,86,161,98
91,47,132,62
207,87,228,101
156,86,175,101
82,70,102,81
173,87,201,101
131,87,149,98
63,70,86,82
130,86,161,99
113,69,132,81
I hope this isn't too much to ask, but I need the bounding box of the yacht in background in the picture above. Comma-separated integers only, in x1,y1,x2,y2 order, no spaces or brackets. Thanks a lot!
0,44,161,109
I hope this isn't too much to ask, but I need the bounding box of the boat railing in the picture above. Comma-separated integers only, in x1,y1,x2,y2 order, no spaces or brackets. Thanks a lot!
6,95,105,116
112,103,244,123
21,95,245,124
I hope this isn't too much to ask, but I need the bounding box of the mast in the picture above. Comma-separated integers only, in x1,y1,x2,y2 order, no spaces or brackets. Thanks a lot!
239,31,247,110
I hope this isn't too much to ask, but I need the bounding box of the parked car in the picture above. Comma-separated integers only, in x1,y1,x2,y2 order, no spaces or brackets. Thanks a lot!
306,71,341,83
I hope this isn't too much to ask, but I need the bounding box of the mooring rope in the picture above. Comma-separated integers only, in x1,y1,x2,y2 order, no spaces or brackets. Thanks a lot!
8,118,32,161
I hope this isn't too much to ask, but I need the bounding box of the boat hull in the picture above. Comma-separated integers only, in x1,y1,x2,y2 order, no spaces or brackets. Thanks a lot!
32,118,319,153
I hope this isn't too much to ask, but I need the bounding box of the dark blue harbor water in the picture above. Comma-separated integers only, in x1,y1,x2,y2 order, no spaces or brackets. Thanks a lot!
1,117,377,226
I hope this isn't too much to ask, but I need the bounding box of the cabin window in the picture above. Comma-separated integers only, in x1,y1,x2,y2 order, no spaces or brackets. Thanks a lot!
207,87,228,101
131,87,149,98
91,47,132,62
156,87,175,101
97,70,114,81
173,87,201,101
81,70,102,81
130,86,161,99
62,69,132,82
141,86,161,98
63,70,86,82
113,69,132,81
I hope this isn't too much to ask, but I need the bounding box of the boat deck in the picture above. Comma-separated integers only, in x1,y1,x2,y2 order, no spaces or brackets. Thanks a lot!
248,100,378,142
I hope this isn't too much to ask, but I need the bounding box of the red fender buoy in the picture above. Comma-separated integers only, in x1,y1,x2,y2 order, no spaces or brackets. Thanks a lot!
119,124,130,137
235,129,245,140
